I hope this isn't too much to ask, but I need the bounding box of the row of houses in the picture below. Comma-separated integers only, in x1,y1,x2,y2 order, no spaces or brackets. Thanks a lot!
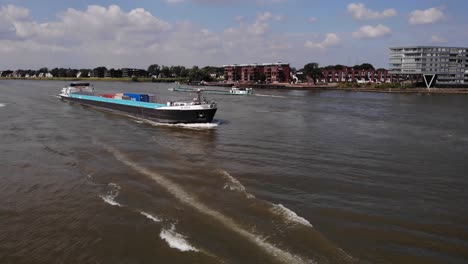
90,68,148,78
320,68,392,83
223,63,291,83
0,71,53,78
222,63,393,84
0,68,151,79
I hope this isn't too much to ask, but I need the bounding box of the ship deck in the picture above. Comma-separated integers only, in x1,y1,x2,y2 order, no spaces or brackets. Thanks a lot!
69,94,167,109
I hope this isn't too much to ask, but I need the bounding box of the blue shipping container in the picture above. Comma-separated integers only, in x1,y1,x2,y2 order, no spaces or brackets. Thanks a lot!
123,93,149,102
123,93,140,101
140,94,149,102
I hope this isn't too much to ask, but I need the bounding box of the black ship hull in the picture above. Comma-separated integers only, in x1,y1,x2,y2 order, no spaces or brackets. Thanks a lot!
61,96,217,124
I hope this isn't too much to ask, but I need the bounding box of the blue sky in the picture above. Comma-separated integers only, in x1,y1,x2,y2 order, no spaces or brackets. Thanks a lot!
0,0,467,70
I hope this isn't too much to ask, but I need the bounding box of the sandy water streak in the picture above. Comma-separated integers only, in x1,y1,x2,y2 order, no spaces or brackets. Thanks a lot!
102,144,315,264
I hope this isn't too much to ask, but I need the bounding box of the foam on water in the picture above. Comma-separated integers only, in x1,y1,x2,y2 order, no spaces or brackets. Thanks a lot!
145,120,221,130
140,211,162,222
219,170,255,199
103,144,314,264
100,183,122,207
128,115,221,130
254,94,288,98
0,103,6,107
160,224,199,252
220,171,312,227
271,204,313,227
103,111,220,130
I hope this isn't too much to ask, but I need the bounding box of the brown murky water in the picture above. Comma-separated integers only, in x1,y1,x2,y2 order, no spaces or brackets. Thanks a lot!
1,80,467,264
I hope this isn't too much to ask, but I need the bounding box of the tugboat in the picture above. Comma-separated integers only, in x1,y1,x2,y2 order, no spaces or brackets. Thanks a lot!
169,82,253,95
229,87,253,95
59,82,217,123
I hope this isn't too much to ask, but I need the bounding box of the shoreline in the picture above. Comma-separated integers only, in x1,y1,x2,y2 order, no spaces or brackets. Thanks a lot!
0,77,186,83
325,87,468,94
3,77,468,94
232,83,468,94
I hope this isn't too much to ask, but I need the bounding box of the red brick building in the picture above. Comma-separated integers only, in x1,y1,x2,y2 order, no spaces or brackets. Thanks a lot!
224,63,291,83
321,67,392,83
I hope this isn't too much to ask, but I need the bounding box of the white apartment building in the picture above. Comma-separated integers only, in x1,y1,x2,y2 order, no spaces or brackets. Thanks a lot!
389,46,468,88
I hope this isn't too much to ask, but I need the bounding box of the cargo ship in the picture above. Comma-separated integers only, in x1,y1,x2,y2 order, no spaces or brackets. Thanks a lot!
169,83,253,95
59,83,217,123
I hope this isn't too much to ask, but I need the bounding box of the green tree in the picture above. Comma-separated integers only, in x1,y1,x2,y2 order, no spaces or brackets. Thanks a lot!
171,66,185,77
161,66,171,78
302,62,323,84
180,68,189,78
147,64,160,77
38,67,49,73
50,68,59,77
353,63,374,71
66,68,78,77
93,66,107,78
79,69,90,77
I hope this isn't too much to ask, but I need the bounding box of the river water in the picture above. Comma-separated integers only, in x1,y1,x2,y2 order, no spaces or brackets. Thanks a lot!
1,80,467,264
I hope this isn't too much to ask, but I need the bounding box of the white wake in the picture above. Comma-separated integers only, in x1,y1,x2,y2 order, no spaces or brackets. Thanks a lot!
103,144,313,264
254,94,287,98
160,224,199,252
145,120,221,130
100,183,122,207
219,170,255,199
140,211,162,222
271,204,313,227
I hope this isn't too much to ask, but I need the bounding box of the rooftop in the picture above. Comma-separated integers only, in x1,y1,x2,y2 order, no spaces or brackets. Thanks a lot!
223,62,290,67
390,46,468,50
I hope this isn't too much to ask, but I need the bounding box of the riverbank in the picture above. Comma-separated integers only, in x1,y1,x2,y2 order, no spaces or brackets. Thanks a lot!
3,77,468,94
329,87,468,94
0,77,187,83
229,82,468,94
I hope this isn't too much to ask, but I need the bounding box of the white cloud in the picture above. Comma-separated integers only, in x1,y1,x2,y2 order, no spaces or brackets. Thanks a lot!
352,24,392,39
0,5,30,37
165,0,286,4
304,33,341,49
234,15,244,22
3,5,171,46
0,4,298,68
247,11,284,35
222,12,292,62
409,7,445,25
256,0,287,4
165,0,231,3
431,35,447,43
0,4,29,20
347,3,397,20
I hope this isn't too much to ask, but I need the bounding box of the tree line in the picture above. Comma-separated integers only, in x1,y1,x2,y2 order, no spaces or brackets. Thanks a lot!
1,62,382,84
0,65,225,82
295,62,382,83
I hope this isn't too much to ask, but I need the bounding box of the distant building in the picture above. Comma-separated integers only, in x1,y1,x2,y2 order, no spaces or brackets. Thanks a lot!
321,67,392,83
389,46,468,88
223,63,291,83
104,69,123,78
122,68,147,78
90,69,105,78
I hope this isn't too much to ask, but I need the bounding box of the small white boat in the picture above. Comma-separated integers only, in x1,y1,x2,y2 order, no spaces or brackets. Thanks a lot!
230,87,253,95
